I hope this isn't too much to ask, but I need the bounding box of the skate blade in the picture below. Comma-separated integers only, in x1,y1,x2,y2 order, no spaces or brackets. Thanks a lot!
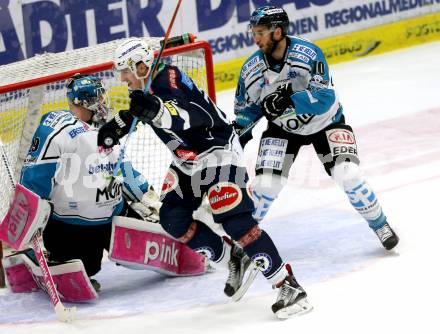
231,263,259,302
275,299,313,319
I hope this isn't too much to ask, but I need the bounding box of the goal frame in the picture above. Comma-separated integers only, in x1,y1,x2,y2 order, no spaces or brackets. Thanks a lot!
0,41,216,101
0,39,216,288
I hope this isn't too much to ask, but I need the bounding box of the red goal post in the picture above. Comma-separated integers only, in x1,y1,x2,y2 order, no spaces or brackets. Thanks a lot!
0,37,216,286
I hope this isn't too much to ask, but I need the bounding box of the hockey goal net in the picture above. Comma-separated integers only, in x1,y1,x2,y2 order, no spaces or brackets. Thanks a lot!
0,36,215,287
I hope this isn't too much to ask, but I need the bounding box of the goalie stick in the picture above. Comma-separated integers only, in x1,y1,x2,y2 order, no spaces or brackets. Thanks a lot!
0,241,4,288
108,0,183,192
0,142,76,322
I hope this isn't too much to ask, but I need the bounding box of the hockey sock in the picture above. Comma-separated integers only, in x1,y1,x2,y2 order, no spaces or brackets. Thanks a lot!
344,180,387,229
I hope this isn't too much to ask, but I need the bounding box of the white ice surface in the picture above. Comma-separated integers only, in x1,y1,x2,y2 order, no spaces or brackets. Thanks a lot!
1,41,440,334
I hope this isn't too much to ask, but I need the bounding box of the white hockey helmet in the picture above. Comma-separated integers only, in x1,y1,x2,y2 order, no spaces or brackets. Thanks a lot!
114,38,154,80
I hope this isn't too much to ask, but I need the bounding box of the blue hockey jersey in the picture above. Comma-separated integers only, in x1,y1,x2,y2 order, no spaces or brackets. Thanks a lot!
234,36,344,136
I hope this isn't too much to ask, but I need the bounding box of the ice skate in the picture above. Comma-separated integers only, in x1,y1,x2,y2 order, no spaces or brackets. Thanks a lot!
272,265,312,319
224,244,258,301
374,223,399,250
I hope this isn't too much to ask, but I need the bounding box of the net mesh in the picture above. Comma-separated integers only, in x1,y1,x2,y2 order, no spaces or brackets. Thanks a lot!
0,37,212,222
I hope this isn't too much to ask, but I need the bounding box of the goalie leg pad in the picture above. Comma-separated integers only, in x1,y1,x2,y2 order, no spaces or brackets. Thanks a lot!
0,183,51,250
109,216,208,276
2,251,38,293
4,249,98,302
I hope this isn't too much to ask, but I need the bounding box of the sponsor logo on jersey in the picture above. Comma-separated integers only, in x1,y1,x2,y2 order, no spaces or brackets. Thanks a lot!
43,111,67,127
175,148,198,161
98,146,113,154
327,129,355,144
7,192,29,243
292,44,317,60
207,182,242,214
289,51,310,63
68,126,87,138
96,182,122,202
161,169,179,197
164,102,179,116
251,253,273,275
88,162,117,175
241,56,263,79
168,69,178,89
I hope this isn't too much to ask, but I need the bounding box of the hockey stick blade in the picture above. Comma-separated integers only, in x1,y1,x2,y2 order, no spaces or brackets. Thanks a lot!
31,235,77,322
231,263,259,302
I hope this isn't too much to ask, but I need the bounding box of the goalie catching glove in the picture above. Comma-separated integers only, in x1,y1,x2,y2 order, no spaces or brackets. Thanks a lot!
130,186,161,223
261,83,295,121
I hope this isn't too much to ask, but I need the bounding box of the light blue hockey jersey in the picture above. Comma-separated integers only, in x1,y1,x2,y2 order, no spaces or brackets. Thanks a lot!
20,110,149,225
234,35,344,136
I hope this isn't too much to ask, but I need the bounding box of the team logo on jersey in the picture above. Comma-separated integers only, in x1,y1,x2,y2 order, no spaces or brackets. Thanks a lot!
207,182,242,214
195,247,215,260
161,169,179,197
327,129,355,144
251,253,272,274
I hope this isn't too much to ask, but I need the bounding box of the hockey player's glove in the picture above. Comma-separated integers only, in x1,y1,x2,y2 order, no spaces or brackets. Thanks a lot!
97,110,134,149
129,90,164,124
261,83,294,121
130,186,161,223
232,121,253,148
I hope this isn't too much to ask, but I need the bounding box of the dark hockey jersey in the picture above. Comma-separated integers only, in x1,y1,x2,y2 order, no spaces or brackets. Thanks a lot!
147,64,243,174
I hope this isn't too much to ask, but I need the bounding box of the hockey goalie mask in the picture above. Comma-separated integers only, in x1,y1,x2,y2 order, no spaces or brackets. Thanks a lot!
114,39,154,81
66,74,109,127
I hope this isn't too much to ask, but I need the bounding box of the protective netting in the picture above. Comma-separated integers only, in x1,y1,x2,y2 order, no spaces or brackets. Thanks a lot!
0,37,212,222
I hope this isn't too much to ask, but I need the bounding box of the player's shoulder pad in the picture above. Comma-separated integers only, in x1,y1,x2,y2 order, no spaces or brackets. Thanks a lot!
288,35,323,65
240,50,265,81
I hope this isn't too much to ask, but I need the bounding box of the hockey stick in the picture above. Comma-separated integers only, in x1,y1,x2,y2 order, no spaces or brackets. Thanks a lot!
0,142,76,322
0,241,4,288
109,0,183,190
236,115,263,138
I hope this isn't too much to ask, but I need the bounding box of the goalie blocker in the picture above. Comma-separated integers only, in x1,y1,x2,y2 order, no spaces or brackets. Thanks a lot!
0,183,51,251
109,216,210,276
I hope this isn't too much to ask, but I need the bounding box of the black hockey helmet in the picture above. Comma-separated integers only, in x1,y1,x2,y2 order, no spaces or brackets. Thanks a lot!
249,6,289,36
